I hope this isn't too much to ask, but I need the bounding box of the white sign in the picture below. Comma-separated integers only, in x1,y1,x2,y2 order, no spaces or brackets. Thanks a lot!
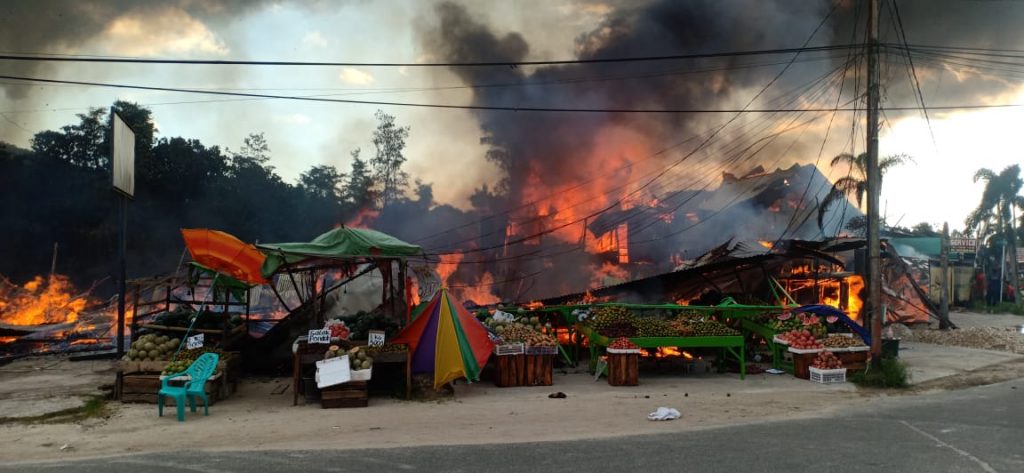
368,330,386,347
949,238,976,250
316,356,351,388
308,329,331,344
111,111,135,197
186,333,204,350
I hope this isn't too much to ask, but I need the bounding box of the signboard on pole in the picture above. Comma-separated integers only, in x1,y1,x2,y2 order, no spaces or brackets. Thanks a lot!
949,238,976,251
111,112,135,197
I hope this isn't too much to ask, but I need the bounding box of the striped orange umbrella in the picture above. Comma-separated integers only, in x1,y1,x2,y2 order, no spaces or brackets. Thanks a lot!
181,229,268,285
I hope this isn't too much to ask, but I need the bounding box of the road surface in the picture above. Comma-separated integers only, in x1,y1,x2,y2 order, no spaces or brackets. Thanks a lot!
5,380,1022,472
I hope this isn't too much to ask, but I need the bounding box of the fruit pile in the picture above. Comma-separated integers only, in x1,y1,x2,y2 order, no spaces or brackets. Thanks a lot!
780,330,823,349
609,337,639,350
522,330,558,347
498,324,538,343
161,347,228,376
367,343,407,354
325,320,351,341
772,312,827,338
325,345,374,371
589,306,633,330
811,351,844,370
671,319,740,337
124,333,181,361
484,314,547,334
632,317,678,338
823,335,865,349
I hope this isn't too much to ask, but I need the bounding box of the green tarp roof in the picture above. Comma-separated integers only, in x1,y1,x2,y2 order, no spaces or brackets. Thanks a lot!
257,226,422,277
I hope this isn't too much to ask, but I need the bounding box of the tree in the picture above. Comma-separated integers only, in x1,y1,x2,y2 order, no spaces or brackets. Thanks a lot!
299,165,345,201
817,152,913,230
370,110,410,207
344,148,375,209
31,108,107,169
965,164,1024,307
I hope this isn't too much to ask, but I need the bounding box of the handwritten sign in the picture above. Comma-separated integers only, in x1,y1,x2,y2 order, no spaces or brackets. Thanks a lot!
308,329,331,344
186,333,204,350
368,330,386,347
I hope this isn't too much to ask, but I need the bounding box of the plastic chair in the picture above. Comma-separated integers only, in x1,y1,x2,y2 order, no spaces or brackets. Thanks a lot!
158,352,220,422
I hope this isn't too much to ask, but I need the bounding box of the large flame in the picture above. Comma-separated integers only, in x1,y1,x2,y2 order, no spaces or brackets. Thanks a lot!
0,275,88,326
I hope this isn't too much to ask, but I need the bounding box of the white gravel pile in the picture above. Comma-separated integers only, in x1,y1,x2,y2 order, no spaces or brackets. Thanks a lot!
902,326,1024,354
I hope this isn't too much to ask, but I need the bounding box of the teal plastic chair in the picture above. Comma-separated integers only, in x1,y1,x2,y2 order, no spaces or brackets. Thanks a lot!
158,353,220,422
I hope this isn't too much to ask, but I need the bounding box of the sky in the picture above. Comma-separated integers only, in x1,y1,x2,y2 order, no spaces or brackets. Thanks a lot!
2,0,1024,234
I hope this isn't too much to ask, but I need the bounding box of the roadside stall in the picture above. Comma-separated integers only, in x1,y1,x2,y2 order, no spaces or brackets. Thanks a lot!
254,226,424,406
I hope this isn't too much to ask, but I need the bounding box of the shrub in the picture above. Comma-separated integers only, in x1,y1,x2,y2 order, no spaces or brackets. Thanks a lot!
851,358,909,388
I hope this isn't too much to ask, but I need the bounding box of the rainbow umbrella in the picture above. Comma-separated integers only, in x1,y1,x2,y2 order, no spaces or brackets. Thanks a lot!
391,288,494,389
181,229,268,285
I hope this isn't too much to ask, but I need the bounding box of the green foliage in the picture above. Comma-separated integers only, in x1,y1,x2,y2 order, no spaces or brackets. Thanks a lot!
817,152,912,231
850,358,910,389
0,102,407,287
370,109,410,207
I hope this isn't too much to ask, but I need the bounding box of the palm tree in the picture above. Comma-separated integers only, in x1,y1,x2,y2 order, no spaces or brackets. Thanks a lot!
965,164,1024,307
816,152,913,231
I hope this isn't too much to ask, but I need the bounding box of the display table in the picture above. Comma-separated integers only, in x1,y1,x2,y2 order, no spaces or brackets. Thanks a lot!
577,325,746,379
292,340,411,405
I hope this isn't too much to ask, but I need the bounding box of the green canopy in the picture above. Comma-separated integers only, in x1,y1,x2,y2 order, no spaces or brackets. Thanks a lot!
257,226,423,277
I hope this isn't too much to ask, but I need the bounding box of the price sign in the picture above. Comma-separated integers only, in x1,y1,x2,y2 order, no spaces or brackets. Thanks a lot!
308,329,331,344
186,333,204,350
368,330,386,347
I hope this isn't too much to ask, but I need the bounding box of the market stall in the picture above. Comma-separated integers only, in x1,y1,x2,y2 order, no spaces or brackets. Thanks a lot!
256,226,424,405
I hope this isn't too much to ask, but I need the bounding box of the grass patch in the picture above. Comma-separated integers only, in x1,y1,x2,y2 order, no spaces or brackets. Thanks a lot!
0,395,109,425
851,358,910,389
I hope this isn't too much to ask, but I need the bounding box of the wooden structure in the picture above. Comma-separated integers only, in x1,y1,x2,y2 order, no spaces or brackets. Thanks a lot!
607,353,639,386
321,381,368,408
117,354,241,404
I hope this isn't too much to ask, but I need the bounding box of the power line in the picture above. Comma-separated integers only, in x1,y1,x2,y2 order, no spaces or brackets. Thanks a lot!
2,74,1017,114
0,44,861,68
890,0,938,152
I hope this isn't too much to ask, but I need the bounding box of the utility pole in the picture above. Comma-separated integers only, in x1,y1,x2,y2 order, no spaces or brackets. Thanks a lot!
939,222,951,329
866,0,883,363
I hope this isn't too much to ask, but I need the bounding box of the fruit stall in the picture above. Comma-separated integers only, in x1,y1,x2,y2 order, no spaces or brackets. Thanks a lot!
576,306,748,380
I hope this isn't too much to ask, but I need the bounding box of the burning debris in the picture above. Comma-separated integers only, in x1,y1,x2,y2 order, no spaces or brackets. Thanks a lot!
0,274,128,358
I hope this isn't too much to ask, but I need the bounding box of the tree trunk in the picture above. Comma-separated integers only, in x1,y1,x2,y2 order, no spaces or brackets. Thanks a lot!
1009,207,1022,307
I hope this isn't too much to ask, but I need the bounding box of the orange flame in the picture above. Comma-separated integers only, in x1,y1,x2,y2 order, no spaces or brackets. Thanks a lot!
758,240,774,249
0,275,88,326
341,207,380,229
654,347,683,358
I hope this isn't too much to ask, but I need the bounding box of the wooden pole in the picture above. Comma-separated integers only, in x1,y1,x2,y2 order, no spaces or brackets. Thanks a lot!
939,222,951,329
866,0,883,363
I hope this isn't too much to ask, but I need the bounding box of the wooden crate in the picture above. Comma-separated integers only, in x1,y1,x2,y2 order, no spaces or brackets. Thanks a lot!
792,352,818,380
120,373,227,405
607,353,639,386
836,351,868,373
321,381,368,408
494,354,526,387
524,354,554,386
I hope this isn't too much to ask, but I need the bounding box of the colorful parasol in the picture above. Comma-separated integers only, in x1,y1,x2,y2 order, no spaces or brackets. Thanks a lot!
391,288,494,390
181,229,268,285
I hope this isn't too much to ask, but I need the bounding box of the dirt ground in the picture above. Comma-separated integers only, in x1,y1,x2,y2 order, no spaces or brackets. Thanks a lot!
0,309,1021,464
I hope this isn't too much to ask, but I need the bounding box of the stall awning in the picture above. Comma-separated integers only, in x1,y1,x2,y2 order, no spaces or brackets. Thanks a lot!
257,226,423,277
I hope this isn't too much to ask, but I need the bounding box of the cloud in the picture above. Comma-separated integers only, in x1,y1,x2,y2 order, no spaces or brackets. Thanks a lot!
302,31,328,48
339,68,375,85
93,7,229,56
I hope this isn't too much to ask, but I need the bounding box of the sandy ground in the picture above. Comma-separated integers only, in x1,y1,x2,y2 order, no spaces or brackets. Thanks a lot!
1,309,1022,464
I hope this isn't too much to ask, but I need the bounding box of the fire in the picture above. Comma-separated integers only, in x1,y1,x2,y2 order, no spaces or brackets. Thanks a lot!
0,336,15,343
845,275,864,321
0,275,88,326
457,272,501,306
589,262,629,289
758,240,774,249
406,275,421,307
341,207,380,229
654,347,682,358
436,253,464,287
524,301,544,310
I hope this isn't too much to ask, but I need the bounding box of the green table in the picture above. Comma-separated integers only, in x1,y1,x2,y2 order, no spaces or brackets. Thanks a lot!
577,325,746,379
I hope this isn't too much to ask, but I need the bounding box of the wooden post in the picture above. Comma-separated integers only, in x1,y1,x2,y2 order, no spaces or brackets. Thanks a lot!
865,0,883,365
939,223,952,329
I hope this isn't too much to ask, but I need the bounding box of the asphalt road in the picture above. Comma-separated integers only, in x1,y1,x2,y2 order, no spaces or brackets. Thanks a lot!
5,380,1023,473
